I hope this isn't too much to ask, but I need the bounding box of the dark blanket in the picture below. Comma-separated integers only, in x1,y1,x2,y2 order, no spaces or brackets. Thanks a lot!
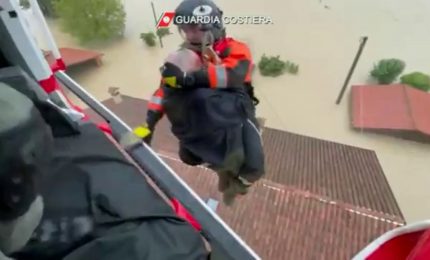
163,87,262,178
11,124,209,260
1,67,208,259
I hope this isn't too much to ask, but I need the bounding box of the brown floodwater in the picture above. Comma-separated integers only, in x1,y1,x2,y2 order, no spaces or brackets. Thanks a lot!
29,0,430,222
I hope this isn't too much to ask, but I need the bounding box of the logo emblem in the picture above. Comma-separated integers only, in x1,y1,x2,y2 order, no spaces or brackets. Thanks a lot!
157,12,175,28
192,5,213,16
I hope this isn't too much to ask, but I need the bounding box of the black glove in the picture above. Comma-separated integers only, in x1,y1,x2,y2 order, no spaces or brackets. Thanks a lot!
161,62,196,89
244,83,260,106
143,110,163,146
142,128,153,145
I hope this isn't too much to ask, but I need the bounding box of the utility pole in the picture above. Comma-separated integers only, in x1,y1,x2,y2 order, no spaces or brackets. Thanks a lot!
151,1,163,48
336,36,368,105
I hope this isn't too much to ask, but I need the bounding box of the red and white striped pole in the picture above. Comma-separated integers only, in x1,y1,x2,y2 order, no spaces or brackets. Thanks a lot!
28,0,65,72
26,0,84,118
28,0,112,133
2,0,81,116
2,0,112,134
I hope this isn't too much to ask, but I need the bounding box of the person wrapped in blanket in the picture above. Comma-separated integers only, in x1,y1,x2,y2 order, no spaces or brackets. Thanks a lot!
0,78,208,259
132,0,265,205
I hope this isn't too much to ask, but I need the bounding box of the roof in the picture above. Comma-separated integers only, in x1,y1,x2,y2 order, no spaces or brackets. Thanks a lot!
167,159,403,260
351,84,430,137
84,95,405,259
44,47,103,67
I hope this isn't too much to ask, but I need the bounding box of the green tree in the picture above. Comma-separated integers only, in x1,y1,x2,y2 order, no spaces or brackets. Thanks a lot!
55,0,126,44
140,32,156,47
258,54,299,77
156,28,171,38
370,58,406,84
400,72,430,92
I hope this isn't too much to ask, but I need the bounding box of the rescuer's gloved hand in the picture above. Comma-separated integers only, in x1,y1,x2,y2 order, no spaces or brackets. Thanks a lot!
161,62,195,89
133,124,153,145
119,124,153,149
202,46,221,65
216,171,253,206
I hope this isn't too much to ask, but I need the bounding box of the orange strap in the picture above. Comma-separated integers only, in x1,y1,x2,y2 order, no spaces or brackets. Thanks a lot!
207,63,228,89
148,87,164,112
207,40,253,88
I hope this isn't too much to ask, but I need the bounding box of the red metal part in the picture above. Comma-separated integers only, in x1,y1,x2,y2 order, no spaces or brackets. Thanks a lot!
171,198,202,231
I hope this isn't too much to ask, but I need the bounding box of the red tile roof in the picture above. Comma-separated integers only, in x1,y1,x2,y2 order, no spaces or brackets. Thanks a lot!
352,84,430,136
84,95,405,259
44,47,103,67
262,128,403,217
166,159,403,260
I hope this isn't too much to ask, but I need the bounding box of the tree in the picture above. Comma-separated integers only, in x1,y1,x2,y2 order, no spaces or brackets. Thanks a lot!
156,28,171,38
258,54,299,77
54,0,126,44
140,28,171,47
370,58,406,84
400,72,430,92
140,32,156,47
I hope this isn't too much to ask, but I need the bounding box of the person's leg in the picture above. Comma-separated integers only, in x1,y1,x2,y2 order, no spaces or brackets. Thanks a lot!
219,118,265,205
178,145,204,166
239,118,265,182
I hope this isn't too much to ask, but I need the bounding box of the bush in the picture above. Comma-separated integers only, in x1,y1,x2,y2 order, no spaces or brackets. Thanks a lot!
258,54,299,77
140,32,156,47
285,60,299,75
156,28,171,38
400,72,430,92
370,58,406,84
55,0,126,44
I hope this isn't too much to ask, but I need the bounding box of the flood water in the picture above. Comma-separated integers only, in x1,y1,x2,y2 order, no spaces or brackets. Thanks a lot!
29,0,430,222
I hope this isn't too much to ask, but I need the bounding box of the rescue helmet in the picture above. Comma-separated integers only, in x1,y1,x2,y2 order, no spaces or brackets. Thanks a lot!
0,84,53,223
173,0,225,50
0,84,52,254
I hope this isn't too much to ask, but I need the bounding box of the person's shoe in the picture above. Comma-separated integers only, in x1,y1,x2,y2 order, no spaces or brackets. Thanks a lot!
222,185,248,206
218,174,252,206
215,171,230,192
223,191,236,206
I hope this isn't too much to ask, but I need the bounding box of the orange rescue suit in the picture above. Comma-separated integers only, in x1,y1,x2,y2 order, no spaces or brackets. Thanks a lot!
147,37,255,119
